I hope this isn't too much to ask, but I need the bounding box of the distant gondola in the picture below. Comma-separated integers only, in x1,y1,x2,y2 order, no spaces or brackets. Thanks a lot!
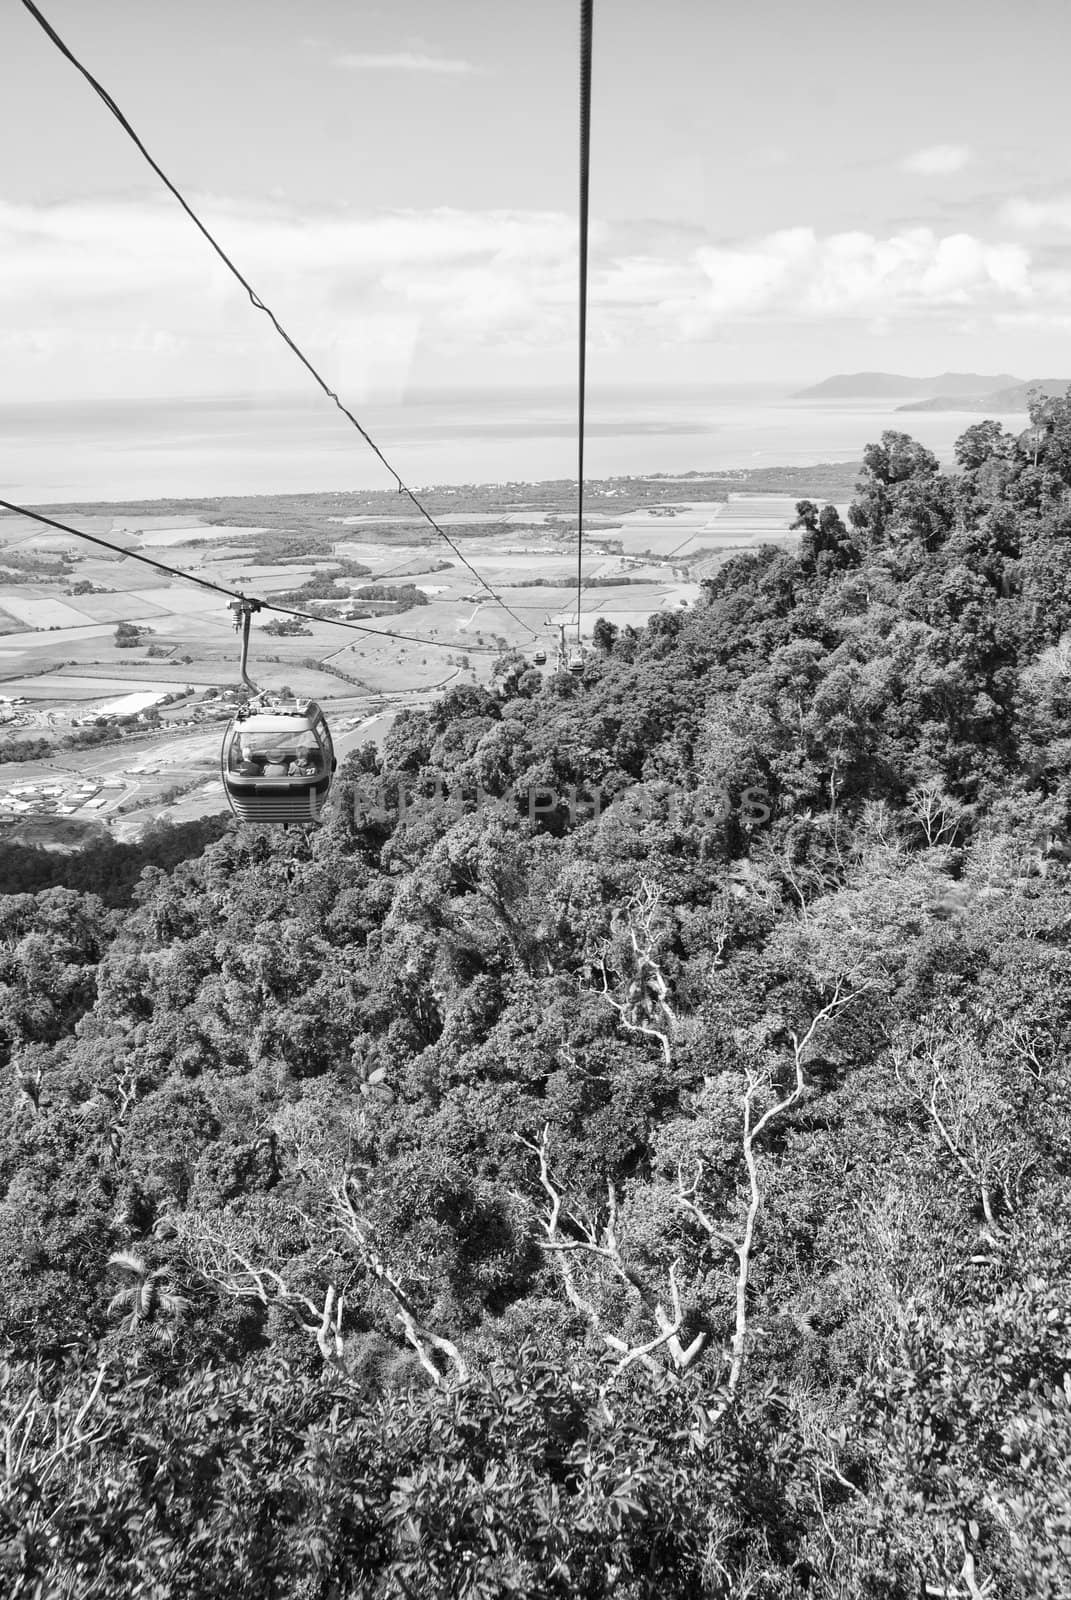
567,647,585,676
534,649,547,665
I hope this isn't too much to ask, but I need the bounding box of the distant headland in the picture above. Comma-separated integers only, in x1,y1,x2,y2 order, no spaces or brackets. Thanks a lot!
793,371,1071,414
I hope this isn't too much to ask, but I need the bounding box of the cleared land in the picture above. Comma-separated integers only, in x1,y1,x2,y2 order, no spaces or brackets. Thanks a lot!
0,476,825,835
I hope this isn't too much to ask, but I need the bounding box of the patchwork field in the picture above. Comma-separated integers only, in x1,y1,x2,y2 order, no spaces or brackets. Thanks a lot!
0,479,814,835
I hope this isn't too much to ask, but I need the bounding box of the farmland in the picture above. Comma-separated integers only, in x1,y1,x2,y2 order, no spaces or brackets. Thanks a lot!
0,473,828,836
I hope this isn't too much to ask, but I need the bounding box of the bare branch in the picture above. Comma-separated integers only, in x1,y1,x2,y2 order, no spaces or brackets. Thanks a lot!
181,1216,316,1318
526,981,870,1413
893,1034,1012,1237
601,1259,690,1405
679,979,871,1401
333,1179,468,1386
301,1284,345,1364
519,1126,708,1382
590,879,677,1065
181,1194,468,1389
675,1162,739,1255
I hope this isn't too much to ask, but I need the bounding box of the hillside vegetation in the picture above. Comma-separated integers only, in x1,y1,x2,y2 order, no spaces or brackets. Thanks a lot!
4,396,1071,1598
898,380,1071,415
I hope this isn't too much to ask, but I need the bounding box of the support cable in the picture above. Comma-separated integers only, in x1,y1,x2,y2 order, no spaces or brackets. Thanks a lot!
0,497,504,653
576,0,594,646
16,0,536,638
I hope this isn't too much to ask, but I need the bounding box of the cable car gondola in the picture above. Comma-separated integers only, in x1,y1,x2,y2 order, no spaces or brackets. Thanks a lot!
221,600,337,825
534,649,547,665
222,700,335,824
567,647,585,676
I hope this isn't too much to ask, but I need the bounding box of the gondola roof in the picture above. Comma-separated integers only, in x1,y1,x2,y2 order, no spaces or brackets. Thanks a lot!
233,701,322,728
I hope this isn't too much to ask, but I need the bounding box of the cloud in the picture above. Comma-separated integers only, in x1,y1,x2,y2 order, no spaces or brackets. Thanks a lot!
332,51,480,74
902,144,971,176
1,196,1068,399
677,227,1036,331
999,194,1071,231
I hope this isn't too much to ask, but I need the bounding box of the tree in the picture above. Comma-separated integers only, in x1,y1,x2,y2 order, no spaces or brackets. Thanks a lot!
955,418,1010,472
106,1251,191,1331
592,617,619,655
862,430,941,487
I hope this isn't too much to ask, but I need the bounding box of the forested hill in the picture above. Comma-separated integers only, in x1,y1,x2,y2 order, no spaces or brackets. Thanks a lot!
5,399,1071,1598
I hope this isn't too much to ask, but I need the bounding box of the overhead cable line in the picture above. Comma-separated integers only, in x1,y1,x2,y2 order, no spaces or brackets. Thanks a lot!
0,498,504,654
18,0,536,640
575,0,593,645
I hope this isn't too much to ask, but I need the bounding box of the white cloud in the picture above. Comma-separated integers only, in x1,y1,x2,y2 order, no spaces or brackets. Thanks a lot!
332,51,480,74
902,144,971,176
999,195,1071,230
0,196,1067,399
690,227,1032,326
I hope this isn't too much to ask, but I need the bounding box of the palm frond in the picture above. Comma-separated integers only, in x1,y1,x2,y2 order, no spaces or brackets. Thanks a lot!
108,1251,147,1277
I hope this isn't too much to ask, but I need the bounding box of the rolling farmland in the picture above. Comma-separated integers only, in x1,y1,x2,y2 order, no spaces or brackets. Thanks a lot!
0,483,811,836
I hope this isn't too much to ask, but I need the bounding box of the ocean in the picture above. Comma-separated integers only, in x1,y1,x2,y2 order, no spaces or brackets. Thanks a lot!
0,385,1027,505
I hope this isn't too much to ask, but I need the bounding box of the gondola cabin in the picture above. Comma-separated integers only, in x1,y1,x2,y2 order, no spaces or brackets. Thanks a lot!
534,650,547,665
567,647,585,676
222,698,336,824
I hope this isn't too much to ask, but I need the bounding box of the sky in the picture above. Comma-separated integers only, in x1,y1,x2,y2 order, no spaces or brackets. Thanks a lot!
3,0,1071,403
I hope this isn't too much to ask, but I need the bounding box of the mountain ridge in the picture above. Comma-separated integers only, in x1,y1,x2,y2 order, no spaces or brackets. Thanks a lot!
793,370,1020,400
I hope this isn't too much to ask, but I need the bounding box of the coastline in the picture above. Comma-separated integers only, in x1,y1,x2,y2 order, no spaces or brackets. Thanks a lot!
3,459,863,521
0,385,1021,505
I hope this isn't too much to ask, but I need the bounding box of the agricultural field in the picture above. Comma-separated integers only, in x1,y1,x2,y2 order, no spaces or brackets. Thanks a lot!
0,478,815,835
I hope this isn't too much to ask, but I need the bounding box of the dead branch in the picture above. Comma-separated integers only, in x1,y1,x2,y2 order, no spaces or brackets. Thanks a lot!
993,1016,1059,1085
518,1127,707,1393
180,1215,354,1365
595,955,674,1065
524,978,868,1412
592,879,677,1065
678,976,869,1404
333,1179,468,1386
908,780,968,849
926,1077,1002,1232
180,1216,308,1313
892,1034,1013,1235
182,1200,467,1388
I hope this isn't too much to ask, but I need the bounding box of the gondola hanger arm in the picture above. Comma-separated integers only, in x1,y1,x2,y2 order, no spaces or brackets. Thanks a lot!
230,597,262,697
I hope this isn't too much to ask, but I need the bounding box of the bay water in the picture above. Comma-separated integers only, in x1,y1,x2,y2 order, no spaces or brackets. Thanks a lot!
0,385,1025,505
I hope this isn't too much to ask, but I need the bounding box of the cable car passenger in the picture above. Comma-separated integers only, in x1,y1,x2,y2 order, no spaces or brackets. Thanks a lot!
288,746,319,777
233,741,265,776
